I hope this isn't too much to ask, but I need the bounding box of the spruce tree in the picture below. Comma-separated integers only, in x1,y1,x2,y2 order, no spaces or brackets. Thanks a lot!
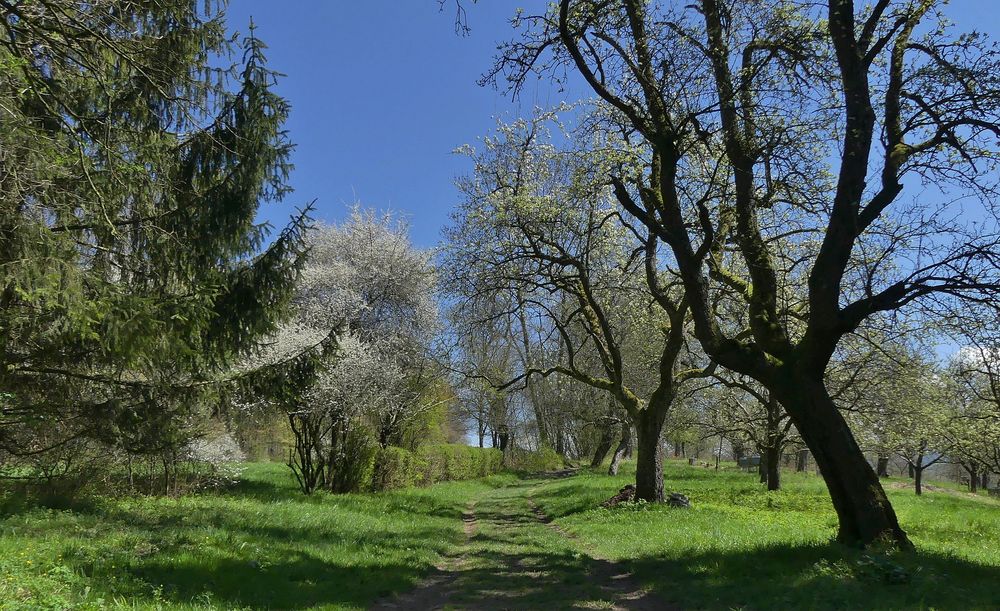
0,1,311,464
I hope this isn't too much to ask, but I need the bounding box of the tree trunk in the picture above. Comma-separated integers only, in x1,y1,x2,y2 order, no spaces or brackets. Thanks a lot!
765,445,781,491
876,455,889,478
982,472,990,490
498,425,510,453
907,462,915,478
591,422,616,468
608,422,631,476
774,375,910,548
796,449,809,472
634,409,665,502
734,443,745,463
758,454,767,483
966,463,979,493
914,465,923,495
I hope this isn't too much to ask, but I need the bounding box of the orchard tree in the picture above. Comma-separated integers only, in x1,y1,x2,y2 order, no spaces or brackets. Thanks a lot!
257,209,441,493
947,330,1000,488
487,0,1000,546
442,113,712,501
697,374,797,490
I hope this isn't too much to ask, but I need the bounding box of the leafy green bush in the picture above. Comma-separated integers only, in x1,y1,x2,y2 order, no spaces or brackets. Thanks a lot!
329,426,377,493
506,446,564,473
370,444,504,491
371,446,427,491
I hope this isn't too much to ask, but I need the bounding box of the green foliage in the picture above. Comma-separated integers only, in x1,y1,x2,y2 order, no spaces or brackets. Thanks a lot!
0,1,311,475
371,446,426,491
417,444,505,484
328,427,377,495
505,446,565,473
372,444,504,492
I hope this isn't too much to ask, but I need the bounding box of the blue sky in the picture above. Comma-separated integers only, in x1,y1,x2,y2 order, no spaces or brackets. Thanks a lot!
225,1,999,249
225,1,579,248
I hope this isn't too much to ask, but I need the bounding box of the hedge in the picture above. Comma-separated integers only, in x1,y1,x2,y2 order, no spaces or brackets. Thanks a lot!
506,446,564,473
370,444,504,491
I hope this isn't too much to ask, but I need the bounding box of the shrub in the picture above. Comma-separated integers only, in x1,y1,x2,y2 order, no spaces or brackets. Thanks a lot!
369,444,504,491
329,426,377,493
371,446,426,491
506,446,564,473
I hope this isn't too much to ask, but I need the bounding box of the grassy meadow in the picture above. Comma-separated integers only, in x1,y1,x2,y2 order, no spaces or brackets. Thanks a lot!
0,459,997,610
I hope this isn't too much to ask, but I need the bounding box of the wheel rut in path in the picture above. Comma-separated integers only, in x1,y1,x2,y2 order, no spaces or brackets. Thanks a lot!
371,474,680,610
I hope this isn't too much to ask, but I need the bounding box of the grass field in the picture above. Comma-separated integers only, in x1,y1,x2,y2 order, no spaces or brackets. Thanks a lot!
0,460,997,610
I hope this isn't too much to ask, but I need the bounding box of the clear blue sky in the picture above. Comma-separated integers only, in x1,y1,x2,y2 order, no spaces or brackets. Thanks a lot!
225,1,578,248
225,1,999,249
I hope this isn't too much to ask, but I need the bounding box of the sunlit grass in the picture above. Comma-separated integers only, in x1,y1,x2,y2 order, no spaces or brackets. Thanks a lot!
2,459,997,610
531,459,1000,610
0,463,517,610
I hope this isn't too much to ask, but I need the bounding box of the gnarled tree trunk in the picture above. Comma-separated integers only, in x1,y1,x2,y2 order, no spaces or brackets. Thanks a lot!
634,407,666,502
775,373,910,547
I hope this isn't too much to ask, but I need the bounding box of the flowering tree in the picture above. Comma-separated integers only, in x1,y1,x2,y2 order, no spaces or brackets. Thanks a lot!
255,207,441,493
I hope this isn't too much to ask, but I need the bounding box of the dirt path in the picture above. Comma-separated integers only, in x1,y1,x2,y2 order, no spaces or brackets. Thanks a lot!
371,475,678,610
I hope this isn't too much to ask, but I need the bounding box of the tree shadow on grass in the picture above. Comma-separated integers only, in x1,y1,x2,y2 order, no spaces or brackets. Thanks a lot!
625,542,1000,610
127,552,427,609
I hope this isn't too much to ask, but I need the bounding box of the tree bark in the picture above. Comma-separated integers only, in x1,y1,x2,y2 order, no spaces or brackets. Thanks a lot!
907,462,915,478
796,449,809,472
774,375,910,547
914,465,923,495
608,421,631,476
765,445,781,491
876,455,889,478
591,422,616,468
965,463,979,493
982,472,990,491
634,408,666,502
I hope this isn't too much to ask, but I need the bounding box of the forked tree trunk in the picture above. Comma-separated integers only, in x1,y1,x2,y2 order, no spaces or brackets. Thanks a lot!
608,422,632,476
634,408,666,502
775,374,911,548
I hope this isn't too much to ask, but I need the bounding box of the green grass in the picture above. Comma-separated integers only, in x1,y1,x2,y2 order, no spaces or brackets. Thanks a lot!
532,459,1000,610
1,460,997,610
0,463,518,610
